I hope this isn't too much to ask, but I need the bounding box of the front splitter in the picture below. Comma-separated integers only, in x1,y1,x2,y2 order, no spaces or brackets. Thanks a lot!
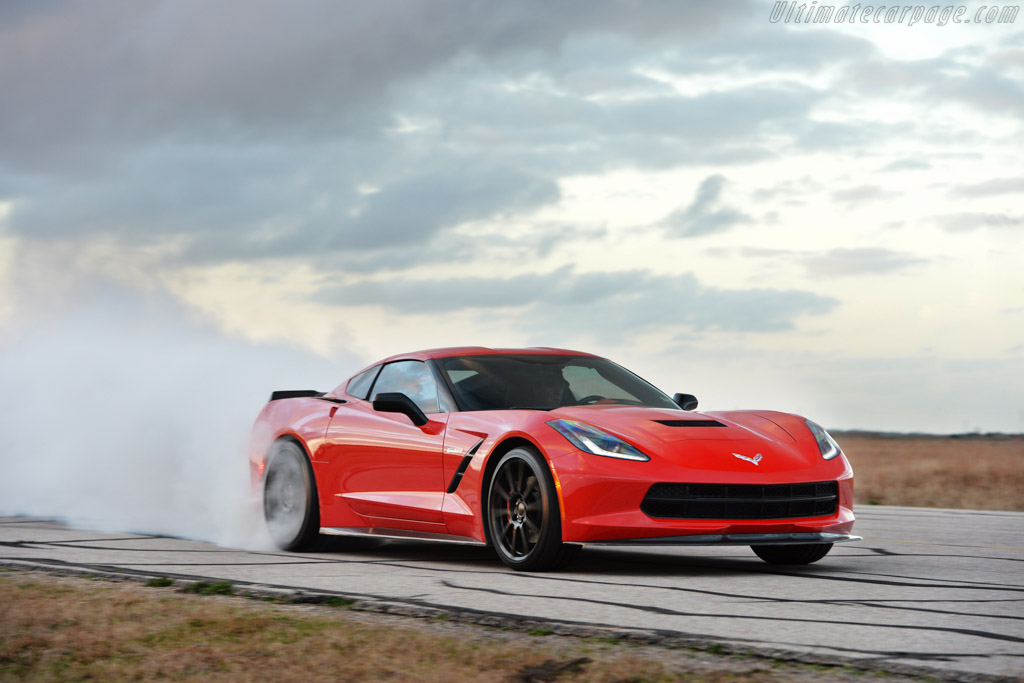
580,532,862,546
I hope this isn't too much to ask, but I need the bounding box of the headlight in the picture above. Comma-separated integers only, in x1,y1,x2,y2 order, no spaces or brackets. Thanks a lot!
805,419,841,460
547,419,650,461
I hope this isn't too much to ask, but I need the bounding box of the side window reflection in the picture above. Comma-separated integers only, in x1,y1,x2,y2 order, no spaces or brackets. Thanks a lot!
372,361,441,414
346,366,380,400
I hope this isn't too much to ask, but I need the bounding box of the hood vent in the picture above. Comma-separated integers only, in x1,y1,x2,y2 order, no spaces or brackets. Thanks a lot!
654,419,726,428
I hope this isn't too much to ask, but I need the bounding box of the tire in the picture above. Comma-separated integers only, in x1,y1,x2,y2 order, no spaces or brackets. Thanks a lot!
263,440,321,551
751,543,833,565
486,447,580,572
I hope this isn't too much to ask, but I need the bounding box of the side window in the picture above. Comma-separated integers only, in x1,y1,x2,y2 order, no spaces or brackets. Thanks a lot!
372,361,441,414
346,366,380,400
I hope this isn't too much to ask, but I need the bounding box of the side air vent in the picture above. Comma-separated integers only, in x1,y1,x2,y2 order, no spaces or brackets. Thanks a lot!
654,420,727,428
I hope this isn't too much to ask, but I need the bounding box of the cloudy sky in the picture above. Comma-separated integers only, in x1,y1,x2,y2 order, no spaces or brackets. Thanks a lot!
1,0,1022,434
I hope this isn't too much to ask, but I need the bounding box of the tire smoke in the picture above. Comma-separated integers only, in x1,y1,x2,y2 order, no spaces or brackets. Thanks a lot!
0,287,354,550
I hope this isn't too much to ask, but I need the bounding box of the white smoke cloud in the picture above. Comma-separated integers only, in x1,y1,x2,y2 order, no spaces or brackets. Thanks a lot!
0,283,357,549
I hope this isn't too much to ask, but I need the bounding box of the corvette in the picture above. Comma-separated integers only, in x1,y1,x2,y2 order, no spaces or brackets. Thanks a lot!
249,347,859,571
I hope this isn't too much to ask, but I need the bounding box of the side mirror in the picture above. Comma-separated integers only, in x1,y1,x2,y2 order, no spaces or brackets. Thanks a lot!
673,392,698,411
372,392,429,426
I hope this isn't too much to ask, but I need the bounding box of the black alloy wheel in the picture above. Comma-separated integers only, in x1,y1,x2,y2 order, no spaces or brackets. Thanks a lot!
263,439,321,551
751,543,833,565
487,447,579,571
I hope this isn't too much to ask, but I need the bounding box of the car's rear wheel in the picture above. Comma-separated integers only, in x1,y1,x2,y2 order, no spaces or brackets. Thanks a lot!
263,440,321,551
487,447,579,572
751,543,833,565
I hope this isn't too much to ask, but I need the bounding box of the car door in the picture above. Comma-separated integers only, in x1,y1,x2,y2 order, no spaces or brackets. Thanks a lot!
323,360,449,527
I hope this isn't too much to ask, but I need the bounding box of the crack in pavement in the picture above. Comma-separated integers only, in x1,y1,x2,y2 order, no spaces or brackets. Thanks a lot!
437,580,1024,645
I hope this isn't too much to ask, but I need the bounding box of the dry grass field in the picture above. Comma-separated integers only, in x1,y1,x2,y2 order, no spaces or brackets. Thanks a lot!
836,433,1024,511
0,573,657,682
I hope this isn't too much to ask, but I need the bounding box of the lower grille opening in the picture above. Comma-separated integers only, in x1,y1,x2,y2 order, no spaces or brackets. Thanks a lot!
641,481,839,520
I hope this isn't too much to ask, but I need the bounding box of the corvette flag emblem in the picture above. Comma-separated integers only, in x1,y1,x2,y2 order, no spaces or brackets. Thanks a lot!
733,452,763,465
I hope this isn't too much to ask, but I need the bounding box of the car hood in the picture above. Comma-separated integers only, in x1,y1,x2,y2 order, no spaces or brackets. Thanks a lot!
548,405,821,474
549,405,790,444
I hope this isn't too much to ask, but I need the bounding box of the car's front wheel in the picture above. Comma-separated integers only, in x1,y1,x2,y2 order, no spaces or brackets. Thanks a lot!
487,447,579,571
263,439,321,551
751,543,833,565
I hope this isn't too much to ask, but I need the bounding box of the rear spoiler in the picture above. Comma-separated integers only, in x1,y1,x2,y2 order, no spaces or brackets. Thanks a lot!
268,390,347,404
269,390,325,401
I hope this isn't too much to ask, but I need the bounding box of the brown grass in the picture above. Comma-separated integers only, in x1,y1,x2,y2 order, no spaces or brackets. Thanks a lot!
0,572,907,682
0,574,658,682
837,434,1024,511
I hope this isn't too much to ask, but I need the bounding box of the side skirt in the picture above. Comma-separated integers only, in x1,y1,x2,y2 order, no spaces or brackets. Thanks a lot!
320,526,487,546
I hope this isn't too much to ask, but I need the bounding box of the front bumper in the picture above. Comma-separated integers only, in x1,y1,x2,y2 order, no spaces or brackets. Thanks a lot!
547,440,857,544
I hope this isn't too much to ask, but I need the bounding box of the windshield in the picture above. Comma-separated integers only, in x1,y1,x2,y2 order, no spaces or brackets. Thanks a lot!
436,354,679,411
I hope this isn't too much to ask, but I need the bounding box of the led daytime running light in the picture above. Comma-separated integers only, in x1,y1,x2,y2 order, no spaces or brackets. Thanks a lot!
547,419,650,461
806,420,841,460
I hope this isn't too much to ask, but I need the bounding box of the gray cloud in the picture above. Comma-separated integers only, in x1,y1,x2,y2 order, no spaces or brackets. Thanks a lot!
5,1,819,267
735,247,792,258
316,224,607,275
322,163,559,251
315,267,837,334
880,159,932,172
933,213,1024,232
5,70,816,260
661,175,752,238
987,45,1024,70
2,0,1015,277
802,248,927,277
928,68,1024,119
753,176,824,201
0,1,752,167
949,177,1024,197
402,68,825,173
792,119,906,152
4,144,559,261
657,22,876,74
317,267,574,311
831,185,899,204
708,246,927,278
845,54,1024,120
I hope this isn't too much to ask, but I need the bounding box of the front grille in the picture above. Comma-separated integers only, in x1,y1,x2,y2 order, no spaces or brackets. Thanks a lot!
641,481,838,520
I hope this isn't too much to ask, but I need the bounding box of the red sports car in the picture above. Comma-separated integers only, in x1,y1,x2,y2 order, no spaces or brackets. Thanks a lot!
249,347,859,571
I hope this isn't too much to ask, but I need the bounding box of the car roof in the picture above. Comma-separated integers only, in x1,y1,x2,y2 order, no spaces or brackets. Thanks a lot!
376,346,599,363
332,346,604,398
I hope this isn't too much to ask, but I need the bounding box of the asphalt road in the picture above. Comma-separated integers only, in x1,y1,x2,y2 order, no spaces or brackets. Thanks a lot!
2,506,1022,680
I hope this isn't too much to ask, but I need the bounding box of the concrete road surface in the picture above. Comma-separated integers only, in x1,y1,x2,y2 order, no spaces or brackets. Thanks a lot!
2,506,1022,680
